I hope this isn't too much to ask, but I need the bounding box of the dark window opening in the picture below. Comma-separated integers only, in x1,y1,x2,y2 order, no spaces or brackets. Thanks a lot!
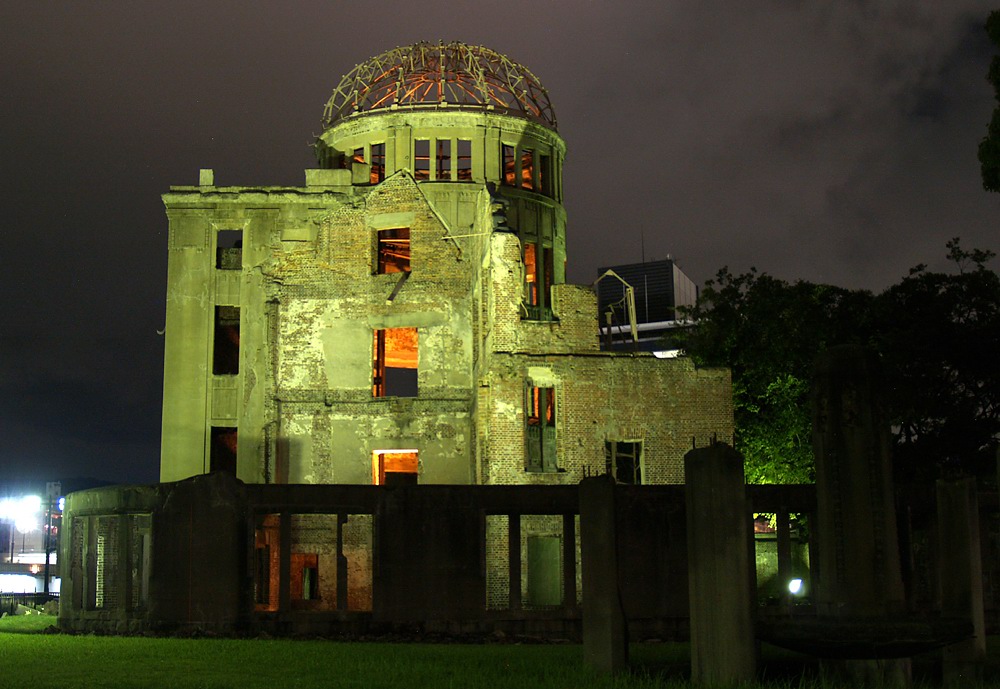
291,553,319,601
414,140,430,180
373,327,418,398
436,139,451,180
376,227,410,274
502,144,516,186
457,139,472,180
254,546,271,605
605,441,642,484
370,143,385,184
213,306,240,375
210,426,238,474
526,386,556,472
539,154,552,197
372,450,419,485
216,230,243,270
520,149,534,190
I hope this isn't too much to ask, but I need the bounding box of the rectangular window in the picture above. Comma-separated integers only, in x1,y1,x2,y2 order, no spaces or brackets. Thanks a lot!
372,450,419,485
376,228,410,274
525,386,556,471
216,230,243,270
520,148,534,190
213,306,240,375
605,441,642,484
539,154,552,197
414,140,430,180
373,327,418,398
370,143,385,184
291,553,319,601
210,426,238,474
352,147,365,164
524,243,539,306
502,144,516,186
457,139,472,180
436,139,451,180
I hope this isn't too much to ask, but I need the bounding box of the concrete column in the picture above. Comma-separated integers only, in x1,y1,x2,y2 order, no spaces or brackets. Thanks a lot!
685,443,756,685
937,478,986,685
580,476,627,673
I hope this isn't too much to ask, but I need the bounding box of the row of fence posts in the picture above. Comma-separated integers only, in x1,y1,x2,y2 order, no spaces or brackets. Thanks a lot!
580,345,988,686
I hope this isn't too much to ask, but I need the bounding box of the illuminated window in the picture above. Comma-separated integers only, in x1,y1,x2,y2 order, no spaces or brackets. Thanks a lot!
370,143,385,184
605,441,642,484
210,426,238,474
457,139,472,180
436,139,451,180
414,140,430,180
372,450,419,486
216,230,242,270
502,144,516,186
525,385,556,472
376,228,410,274
213,306,240,374
520,148,534,190
523,243,554,320
352,147,365,165
373,327,418,398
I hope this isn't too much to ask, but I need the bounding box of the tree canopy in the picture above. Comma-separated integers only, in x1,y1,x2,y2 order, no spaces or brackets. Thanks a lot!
680,240,1000,484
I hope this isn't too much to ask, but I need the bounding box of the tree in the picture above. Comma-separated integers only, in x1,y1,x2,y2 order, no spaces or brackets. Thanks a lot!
979,11,1000,191
682,241,1000,484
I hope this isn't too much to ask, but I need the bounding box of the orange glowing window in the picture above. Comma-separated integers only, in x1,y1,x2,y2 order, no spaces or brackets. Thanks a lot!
352,147,365,165
520,148,534,190
376,227,410,274
527,386,555,426
524,243,539,306
373,327,418,398
372,450,419,485
370,143,385,184
502,144,516,186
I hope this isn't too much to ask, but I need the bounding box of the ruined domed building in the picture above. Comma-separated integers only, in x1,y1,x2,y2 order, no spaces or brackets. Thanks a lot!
61,43,732,634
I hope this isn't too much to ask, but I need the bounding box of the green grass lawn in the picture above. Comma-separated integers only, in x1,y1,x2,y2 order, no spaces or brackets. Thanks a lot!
2,614,999,689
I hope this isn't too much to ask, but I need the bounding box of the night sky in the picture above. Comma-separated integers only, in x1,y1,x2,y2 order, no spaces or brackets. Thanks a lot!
2,2,999,486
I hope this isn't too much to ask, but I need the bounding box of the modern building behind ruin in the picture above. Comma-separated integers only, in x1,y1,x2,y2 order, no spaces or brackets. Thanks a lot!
159,42,732,488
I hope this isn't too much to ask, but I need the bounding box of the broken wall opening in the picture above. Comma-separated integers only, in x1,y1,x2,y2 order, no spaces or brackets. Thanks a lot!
373,327,418,397
215,230,243,270
376,228,410,274
372,450,419,486
606,441,643,484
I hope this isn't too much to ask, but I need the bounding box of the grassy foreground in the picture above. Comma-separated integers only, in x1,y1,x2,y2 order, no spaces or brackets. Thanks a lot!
2,614,999,689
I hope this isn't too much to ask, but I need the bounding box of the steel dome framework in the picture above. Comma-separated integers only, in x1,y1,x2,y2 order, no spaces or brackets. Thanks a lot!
322,42,557,130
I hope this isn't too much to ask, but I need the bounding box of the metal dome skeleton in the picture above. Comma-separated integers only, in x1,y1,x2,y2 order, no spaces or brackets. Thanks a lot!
322,42,557,130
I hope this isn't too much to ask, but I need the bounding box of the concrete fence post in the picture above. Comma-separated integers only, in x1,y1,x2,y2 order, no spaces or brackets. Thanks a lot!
580,475,627,673
685,442,756,685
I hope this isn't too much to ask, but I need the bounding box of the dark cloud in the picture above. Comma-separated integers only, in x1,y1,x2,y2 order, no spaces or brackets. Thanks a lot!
2,1,999,482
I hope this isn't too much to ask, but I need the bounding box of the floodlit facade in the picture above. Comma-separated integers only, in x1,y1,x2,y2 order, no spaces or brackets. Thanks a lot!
158,41,732,489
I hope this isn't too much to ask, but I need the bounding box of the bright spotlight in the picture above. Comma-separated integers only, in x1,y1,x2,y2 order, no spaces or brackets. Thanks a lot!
788,578,803,595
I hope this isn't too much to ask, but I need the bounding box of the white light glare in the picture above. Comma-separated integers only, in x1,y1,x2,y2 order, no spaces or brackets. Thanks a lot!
788,578,803,595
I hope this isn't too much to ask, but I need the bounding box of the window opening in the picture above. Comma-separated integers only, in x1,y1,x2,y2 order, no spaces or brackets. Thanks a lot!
539,154,552,197
372,450,419,486
527,535,562,606
605,441,642,484
291,553,319,602
526,386,556,471
524,243,539,306
502,144,516,186
370,143,385,184
414,140,430,180
213,306,240,375
520,148,534,190
376,228,410,274
216,230,243,270
523,244,553,320
436,139,451,180
352,147,365,165
457,139,472,180
210,426,238,474
373,327,418,397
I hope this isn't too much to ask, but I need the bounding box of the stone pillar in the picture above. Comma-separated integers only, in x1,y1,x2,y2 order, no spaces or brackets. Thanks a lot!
685,443,756,685
937,478,985,685
580,475,627,673
812,345,910,686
